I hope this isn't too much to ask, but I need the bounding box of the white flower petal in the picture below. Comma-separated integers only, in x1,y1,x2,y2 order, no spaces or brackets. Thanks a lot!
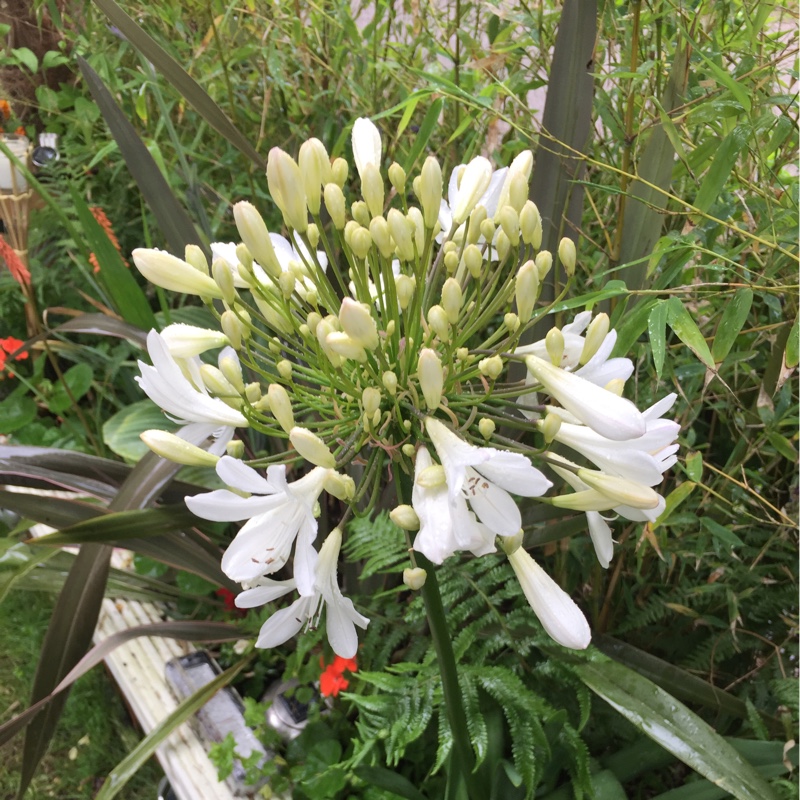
216,456,285,495
586,512,614,568
235,577,296,608
352,117,382,179
256,597,314,649
464,468,521,536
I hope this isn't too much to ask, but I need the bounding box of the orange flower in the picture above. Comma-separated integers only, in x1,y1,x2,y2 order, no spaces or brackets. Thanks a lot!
0,235,30,286
0,100,10,120
319,655,358,698
88,206,128,273
0,336,28,378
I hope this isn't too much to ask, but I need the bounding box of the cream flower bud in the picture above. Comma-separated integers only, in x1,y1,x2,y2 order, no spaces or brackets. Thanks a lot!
351,228,373,260
479,354,503,380
388,209,415,261
466,205,487,244
540,412,562,443
504,312,520,332
576,469,661,510
140,430,220,467
278,270,296,298
254,294,293,335
407,207,425,253
390,504,420,531
298,138,331,215
362,387,381,415
200,364,238,398
184,244,208,273
211,258,236,304
306,311,323,335
226,439,245,459
352,117,381,181
508,547,591,650
381,371,398,396
277,359,293,380
344,219,360,246
535,250,553,280
420,156,443,229
290,426,336,468
411,175,422,198
339,298,379,349
361,163,385,218
306,223,320,249
245,382,261,403
427,305,450,341
267,147,308,233
326,331,367,362
418,348,443,410
515,260,539,323
268,383,294,433
402,567,427,590
444,251,459,274
219,353,245,393
395,274,416,309
452,156,492,224
508,172,529,212
233,201,282,279
441,278,462,324
478,417,496,439
558,237,576,276
495,230,511,262
545,327,565,366
160,324,229,358
456,347,469,361
331,157,348,187
235,243,253,273
496,206,520,246
580,313,610,365
417,464,446,489
369,216,394,259
463,244,483,278
479,218,496,243
351,201,370,228
133,249,222,298
324,183,346,229
388,162,406,193
315,318,343,366
324,471,355,501
519,201,541,246
402,443,415,457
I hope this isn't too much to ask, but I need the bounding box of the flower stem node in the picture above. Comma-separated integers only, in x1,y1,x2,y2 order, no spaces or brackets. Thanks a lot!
558,237,576,277
140,430,220,467
478,418,496,440
339,298,379,349
402,567,427,590
390,504,420,531
133,249,222,298
267,383,294,433
479,355,503,380
289,427,337,468
418,348,443,410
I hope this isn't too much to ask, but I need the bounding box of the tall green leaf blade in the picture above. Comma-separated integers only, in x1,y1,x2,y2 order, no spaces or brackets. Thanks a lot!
92,0,264,170
0,490,102,529
711,288,753,363
666,297,715,368
693,127,748,215
575,658,780,800
402,97,445,174
78,56,205,257
51,313,149,348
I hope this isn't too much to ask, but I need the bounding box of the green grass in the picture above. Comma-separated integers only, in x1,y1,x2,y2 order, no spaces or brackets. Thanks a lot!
0,590,162,800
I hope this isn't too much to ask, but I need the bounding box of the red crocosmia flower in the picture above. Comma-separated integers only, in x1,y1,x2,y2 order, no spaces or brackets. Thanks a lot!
319,655,357,698
0,236,31,287
0,337,28,378
215,587,246,617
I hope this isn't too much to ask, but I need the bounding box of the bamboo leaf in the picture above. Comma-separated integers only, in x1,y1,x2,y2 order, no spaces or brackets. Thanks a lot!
402,97,445,174
94,658,252,800
92,0,264,169
667,297,715,368
575,657,780,800
783,315,798,368
78,56,205,257
693,127,748,215
711,288,753,363
648,300,669,378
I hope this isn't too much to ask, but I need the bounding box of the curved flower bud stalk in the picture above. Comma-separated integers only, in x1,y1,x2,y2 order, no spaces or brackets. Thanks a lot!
507,547,591,650
247,527,369,658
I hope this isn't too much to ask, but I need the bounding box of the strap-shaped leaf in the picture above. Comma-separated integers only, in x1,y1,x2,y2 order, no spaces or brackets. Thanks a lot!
575,657,780,800
78,56,205,257
92,0,264,170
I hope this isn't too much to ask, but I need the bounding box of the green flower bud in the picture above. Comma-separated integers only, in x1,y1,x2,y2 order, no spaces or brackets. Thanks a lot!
219,353,245,393
479,354,503,380
558,237,576,276
200,364,238,398
351,228,373,260
402,443,415,457
324,183,346,229
535,250,553,280
277,359,293,380
463,244,483,278
418,348,443,410
545,327,565,366
278,270,296,299
382,371,398,395
326,331,367,362
133,249,222,299
580,313,609,365
478,417,496,439
140,430,220,467
351,200,371,228
420,156,443,229
331,157,348,187
184,244,209,274
306,222,320,250
388,162,406,194
495,230,511,262
245,382,261,403
407,206,425,254
441,278,462,324
402,567,427,590
508,172,529,212
466,205,487,244
267,147,308,233
324,471,355,501
361,162,385,218
290,426,336,468
427,305,450,341
268,383,294,433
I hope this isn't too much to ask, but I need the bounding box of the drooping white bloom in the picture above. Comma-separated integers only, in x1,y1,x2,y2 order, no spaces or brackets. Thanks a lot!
185,457,332,594
352,117,382,181
525,355,645,441
137,330,248,428
245,528,369,658
424,417,552,540
507,546,591,650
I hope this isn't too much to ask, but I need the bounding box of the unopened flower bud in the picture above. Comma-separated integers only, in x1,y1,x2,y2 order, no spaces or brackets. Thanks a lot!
456,347,469,361
362,386,381,415
420,156,443,229
351,228,373,260
184,244,208,274
235,243,253,273
388,209,415,261
452,156,492,224
324,471,355,501
535,250,553,280
580,313,610,365
508,172,528,212
276,359,293,380
267,147,308,233
200,364,238,398
326,331,367,362
479,218,496,243
479,354,503,380
395,274,416,309
427,305,450,341
244,382,261,403
540,412,562,443
388,162,406,194
478,417,496,439
161,323,229,358
504,312,520,332
519,201,541,246
545,327,565,366
376,373,396,399
306,311,322,335
278,270,296,298
515,260,539,323
407,207,425,253
219,353,245,393
290,426,336,468
558,237,576,276
233,201,282,279
361,163,385,217
298,138,331,216
444,251,459,274
133,248,222,298
351,200,371,228
418,348,443,410
226,439,245,459
268,383,294,433
369,216,394,259
402,443,415,457
577,469,661,509
417,464,446,489
496,206,520,246
411,175,422,198
466,205,487,244
211,259,236,304
339,298,379,349
403,567,427,590
324,183,346,229
441,278,462,323
306,223,320,249
390,505,420,531
463,244,483,278
331,157,348,187
140,430,220,467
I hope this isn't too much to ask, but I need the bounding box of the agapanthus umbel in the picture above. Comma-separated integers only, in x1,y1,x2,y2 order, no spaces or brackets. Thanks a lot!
133,116,679,654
